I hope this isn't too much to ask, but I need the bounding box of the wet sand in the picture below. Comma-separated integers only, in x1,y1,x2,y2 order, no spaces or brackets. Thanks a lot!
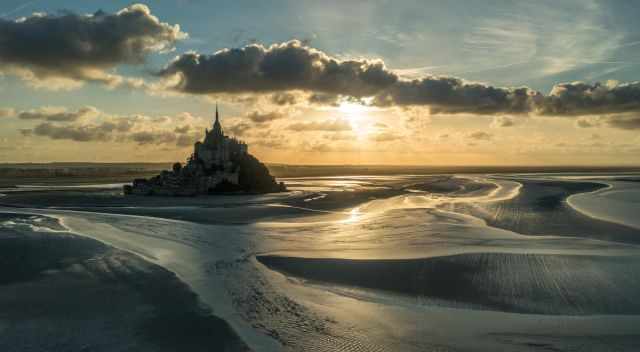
0,213,249,352
405,175,498,196
450,178,640,244
3,173,640,351
258,252,640,315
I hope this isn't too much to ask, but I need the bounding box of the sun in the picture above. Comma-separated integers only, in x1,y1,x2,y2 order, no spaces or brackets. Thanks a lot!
339,101,368,115
339,102,370,137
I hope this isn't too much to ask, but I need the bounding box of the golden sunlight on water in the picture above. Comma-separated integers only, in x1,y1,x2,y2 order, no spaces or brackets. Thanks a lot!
343,206,362,224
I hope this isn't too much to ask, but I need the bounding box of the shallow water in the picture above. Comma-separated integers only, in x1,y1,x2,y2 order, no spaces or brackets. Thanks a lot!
2,173,640,351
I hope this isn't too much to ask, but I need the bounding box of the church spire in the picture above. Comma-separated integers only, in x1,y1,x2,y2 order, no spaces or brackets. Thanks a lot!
212,103,223,140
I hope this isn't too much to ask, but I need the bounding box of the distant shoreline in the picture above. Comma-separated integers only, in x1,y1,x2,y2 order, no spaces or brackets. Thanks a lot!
1,162,639,182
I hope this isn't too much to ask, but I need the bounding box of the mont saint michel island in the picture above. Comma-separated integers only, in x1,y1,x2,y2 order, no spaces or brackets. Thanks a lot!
124,106,286,196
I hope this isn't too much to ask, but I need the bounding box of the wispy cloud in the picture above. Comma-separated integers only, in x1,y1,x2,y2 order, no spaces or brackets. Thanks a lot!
0,0,39,18
459,1,623,82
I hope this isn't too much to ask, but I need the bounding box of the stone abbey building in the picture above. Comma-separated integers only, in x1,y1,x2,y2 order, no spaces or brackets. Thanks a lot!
195,105,247,172
125,106,285,196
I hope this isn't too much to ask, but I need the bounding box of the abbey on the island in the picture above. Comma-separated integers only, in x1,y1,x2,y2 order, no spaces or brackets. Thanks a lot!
124,106,285,196
194,105,247,171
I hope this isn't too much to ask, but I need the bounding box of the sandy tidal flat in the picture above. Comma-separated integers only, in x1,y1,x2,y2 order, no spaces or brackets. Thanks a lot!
0,213,248,352
1,173,640,351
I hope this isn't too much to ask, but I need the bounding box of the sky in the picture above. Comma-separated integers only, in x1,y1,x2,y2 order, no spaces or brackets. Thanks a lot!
1,0,640,165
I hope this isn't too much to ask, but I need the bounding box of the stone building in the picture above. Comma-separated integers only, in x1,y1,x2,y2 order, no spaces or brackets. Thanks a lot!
194,104,247,170
125,105,285,196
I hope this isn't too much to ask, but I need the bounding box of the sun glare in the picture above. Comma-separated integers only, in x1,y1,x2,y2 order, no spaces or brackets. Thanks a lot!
339,102,370,137
339,102,368,115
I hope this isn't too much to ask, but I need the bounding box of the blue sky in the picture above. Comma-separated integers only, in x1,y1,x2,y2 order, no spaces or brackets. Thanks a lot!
1,1,639,164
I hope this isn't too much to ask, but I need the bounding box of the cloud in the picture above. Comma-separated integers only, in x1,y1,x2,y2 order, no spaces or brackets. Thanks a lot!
31,122,113,142
157,40,640,120
226,122,252,137
575,117,597,128
271,92,297,105
369,131,402,142
94,118,138,134
130,131,176,145
374,78,539,115
17,106,98,122
28,119,191,145
308,93,341,106
467,131,492,141
323,131,356,141
21,106,139,142
176,133,199,147
287,119,352,131
0,4,186,88
253,138,286,149
246,111,284,124
491,116,516,128
174,125,191,134
158,40,542,115
159,40,397,97
19,107,209,146
600,115,640,130
575,114,640,130
538,81,640,116
306,142,332,152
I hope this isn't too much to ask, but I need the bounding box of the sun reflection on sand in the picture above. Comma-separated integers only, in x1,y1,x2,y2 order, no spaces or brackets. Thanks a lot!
343,206,362,223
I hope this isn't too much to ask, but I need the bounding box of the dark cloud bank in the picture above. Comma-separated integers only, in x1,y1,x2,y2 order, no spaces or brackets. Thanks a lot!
160,40,640,128
159,40,538,115
160,40,396,97
0,4,185,85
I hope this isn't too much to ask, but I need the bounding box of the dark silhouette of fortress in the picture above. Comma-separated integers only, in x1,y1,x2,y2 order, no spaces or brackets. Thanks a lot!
124,106,285,196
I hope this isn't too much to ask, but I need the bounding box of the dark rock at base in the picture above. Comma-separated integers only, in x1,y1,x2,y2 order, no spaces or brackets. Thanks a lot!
123,153,286,196
211,179,243,193
238,154,287,194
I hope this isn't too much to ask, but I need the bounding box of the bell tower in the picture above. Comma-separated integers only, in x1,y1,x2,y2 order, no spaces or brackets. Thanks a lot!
212,103,223,141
